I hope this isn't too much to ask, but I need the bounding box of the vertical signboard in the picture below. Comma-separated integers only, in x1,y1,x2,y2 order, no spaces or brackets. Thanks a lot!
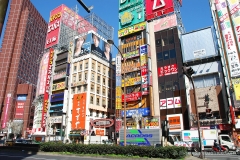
140,45,149,95
119,0,145,29
41,48,54,128
37,52,50,96
145,0,175,21
72,93,87,130
215,0,240,77
2,93,11,128
227,0,240,51
15,102,25,119
116,54,122,109
45,5,62,49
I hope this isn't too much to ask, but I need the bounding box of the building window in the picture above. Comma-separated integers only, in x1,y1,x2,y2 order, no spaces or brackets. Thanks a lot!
102,88,105,96
97,87,100,94
85,73,88,80
97,76,100,83
92,63,95,70
193,73,220,88
103,68,106,75
91,73,95,81
103,99,106,107
96,98,99,105
91,85,94,92
90,110,93,116
90,96,94,104
79,64,82,70
77,86,81,92
103,78,105,85
85,62,88,69
72,88,75,94
78,74,82,81
98,66,100,72
96,111,99,117
74,66,77,72
84,85,87,91
73,76,76,82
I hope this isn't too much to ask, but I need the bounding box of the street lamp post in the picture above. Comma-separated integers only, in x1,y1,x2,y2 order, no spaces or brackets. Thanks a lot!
182,66,203,159
107,40,127,146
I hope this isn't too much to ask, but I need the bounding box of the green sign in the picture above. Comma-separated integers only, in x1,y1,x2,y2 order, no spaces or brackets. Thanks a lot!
119,0,145,29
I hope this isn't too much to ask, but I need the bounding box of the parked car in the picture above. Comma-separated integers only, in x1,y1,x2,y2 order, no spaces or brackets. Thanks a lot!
15,139,27,144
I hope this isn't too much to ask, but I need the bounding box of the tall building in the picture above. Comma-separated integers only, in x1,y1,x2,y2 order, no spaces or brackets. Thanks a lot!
0,0,47,137
209,0,240,145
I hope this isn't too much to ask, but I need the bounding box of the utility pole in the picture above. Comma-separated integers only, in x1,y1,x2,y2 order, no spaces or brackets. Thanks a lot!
182,66,203,159
76,0,93,13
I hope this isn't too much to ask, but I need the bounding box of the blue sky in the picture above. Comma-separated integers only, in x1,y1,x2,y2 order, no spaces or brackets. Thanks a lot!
1,0,213,56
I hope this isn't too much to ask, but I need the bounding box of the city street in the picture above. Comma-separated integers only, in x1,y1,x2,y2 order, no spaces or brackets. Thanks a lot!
190,152,240,160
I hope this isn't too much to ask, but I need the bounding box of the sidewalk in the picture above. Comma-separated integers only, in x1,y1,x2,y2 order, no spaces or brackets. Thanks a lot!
185,155,210,160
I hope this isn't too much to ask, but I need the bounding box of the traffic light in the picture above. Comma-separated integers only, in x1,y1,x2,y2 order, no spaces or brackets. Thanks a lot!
182,66,195,78
206,108,212,114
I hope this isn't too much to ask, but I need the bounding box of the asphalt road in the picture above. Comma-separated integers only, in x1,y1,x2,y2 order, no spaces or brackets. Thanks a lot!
190,152,240,160
0,151,118,160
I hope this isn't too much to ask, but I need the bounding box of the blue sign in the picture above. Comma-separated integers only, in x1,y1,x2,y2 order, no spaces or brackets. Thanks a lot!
121,108,150,118
140,44,147,55
17,95,27,101
116,76,122,87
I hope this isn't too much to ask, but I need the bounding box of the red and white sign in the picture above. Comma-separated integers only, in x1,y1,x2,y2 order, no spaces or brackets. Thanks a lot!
15,102,24,119
146,0,174,21
41,48,54,129
154,14,177,32
2,93,11,128
122,92,142,102
158,64,178,77
160,96,181,109
115,119,122,133
45,5,62,49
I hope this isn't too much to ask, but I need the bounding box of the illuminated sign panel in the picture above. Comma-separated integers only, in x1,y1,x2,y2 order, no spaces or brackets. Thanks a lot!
145,0,174,21
119,0,145,29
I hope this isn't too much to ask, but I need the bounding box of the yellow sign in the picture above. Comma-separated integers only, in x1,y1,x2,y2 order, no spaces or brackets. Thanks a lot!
234,84,240,100
120,11,134,25
118,21,146,37
122,77,141,87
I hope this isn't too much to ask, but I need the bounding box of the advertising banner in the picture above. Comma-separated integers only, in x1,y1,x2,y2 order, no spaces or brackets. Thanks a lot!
227,0,240,51
115,119,122,132
167,114,183,132
116,54,122,76
37,51,50,96
144,117,160,129
215,0,240,77
15,102,24,119
121,108,150,118
53,71,66,80
140,45,149,95
45,5,62,49
116,86,122,109
118,21,146,37
119,129,161,146
119,0,145,29
160,97,181,109
96,129,104,136
232,78,240,100
1,93,11,128
72,93,87,130
74,31,112,62
41,48,54,128
146,0,174,21
122,62,141,73
154,14,177,32
122,77,141,87
122,92,142,102
52,81,65,91
158,64,178,77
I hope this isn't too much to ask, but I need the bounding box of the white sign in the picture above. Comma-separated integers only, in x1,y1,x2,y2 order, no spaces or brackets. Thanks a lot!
193,49,206,58
160,96,181,109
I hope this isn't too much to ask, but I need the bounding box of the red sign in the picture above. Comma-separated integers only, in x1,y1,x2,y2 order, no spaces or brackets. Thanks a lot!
115,119,122,133
41,48,54,129
122,92,142,102
2,94,11,128
15,102,24,119
141,65,148,76
96,129,104,136
45,5,62,49
158,63,178,77
146,0,174,21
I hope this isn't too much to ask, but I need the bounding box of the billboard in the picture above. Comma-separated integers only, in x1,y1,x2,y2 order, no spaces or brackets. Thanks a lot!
2,93,11,128
121,108,150,118
166,114,183,132
215,0,240,77
45,5,62,49
158,64,178,77
119,0,145,29
144,117,160,129
115,119,122,132
154,14,177,32
119,129,161,146
116,87,122,109
122,92,142,102
37,51,50,96
160,97,181,109
72,93,87,130
146,0,174,21
41,48,54,128
73,31,112,62
118,21,146,38
122,77,141,87
181,27,218,62
15,102,24,119
140,45,149,95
